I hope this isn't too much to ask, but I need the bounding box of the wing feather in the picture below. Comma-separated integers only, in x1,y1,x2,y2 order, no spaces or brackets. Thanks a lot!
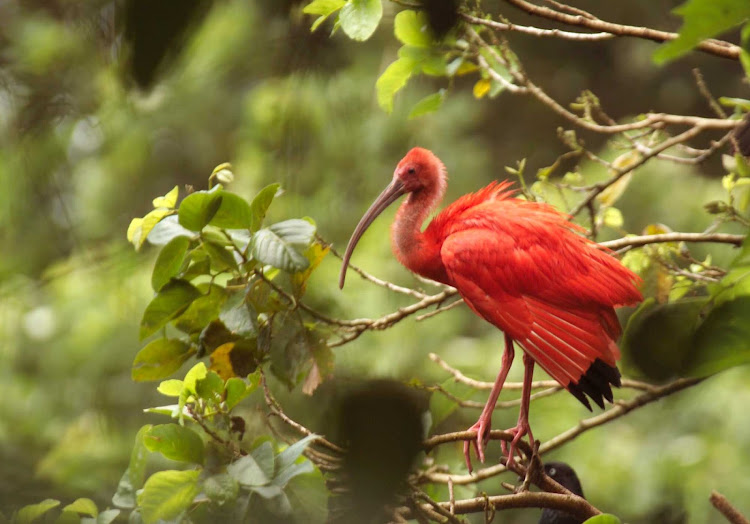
437,193,641,399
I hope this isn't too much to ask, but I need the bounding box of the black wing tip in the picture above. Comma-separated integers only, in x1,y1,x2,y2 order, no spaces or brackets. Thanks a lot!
567,359,621,411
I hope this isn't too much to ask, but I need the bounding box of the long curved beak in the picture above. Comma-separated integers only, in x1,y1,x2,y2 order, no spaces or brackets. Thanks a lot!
339,179,406,289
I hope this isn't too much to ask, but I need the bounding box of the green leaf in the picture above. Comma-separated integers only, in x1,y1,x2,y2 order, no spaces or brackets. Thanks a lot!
398,45,446,76
687,296,750,376
429,378,476,429
227,454,270,487
144,424,205,464
718,96,750,111
112,425,152,509
146,216,194,246
16,500,60,524
274,434,317,487
602,206,624,229
132,339,193,381
251,219,315,272
621,298,708,381
128,208,171,250
183,362,208,395
157,379,184,397
653,0,750,64
140,280,202,339
292,242,330,298
304,0,345,31
225,377,254,410
63,499,97,517
203,474,240,506
195,370,224,404
408,90,445,119
151,236,191,291
209,192,255,230
339,0,382,41
394,10,432,47
152,186,179,209
174,284,228,334
249,183,281,232
376,57,416,113
304,0,345,16
583,516,622,524
94,509,120,524
137,470,200,524
283,468,328,524
252,441,276,481
202,238,239,271
178,189,223,232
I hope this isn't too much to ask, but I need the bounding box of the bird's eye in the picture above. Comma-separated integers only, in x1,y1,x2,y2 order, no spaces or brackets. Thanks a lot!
548,467,556,476
407,167,416,174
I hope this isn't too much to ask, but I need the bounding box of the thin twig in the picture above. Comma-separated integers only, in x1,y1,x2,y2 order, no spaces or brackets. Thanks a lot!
463,13,613,42
710,491,750,524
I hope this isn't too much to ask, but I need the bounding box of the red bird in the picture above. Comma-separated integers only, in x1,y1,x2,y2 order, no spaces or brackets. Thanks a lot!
339,147,642,471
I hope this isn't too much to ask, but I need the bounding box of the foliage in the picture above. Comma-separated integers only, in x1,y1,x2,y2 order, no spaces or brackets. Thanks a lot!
4,0,750,522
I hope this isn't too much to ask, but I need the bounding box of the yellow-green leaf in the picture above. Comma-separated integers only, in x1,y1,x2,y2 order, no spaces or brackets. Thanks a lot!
152,186,179,209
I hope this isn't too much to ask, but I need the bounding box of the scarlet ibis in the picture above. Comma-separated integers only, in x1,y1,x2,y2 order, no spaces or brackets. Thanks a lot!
339,147,642,471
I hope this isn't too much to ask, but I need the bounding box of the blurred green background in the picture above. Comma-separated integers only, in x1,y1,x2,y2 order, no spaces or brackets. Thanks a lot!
1,1,749,522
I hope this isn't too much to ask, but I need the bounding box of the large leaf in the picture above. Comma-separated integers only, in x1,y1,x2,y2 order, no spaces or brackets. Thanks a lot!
249,183,281,232
128,208,171,250
273,435,317,487
112,425,152,509
63,498,98,517
376,57,417,113
227,454,270,487
203,474,240,506
16,500,60,524
140,280,202,339
251,219,315,272
208,192,255,230
132,339,193,381
202,238,239,271
137,470,200,524
687,296,750,376
408,90,445,119
394,10,433,47
283,468,328,524
621,298,708,381
146,215,194,246
174,284,228,334
339,0,382,41
151,236,191,291
304,0,346,31
178,189,223,232
653,0,750,64
143,424,205,464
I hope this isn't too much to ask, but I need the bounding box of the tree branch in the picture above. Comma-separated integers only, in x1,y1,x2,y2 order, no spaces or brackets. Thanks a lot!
501,0,741,60
599,232,745,251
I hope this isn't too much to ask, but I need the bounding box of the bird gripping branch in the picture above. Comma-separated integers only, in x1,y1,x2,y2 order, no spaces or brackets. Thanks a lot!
339,147,642,471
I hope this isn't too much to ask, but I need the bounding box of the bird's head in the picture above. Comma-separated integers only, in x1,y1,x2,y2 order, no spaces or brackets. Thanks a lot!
338,147,446,289
393,147,447,194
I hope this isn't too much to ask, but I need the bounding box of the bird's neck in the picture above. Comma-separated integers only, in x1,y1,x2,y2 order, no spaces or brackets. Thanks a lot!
391,188,446,282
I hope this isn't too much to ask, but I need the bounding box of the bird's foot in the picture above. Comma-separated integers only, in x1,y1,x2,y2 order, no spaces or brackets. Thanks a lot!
463,416,491,473
501,420,534,471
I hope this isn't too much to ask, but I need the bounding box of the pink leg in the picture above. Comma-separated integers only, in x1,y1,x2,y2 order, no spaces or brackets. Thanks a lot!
463,333,515,473
502,352,535,469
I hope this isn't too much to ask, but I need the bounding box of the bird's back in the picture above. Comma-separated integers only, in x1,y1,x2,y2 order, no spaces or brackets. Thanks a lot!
426,181,642,408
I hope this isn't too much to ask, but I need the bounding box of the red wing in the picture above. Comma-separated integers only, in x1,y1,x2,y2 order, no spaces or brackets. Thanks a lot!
440,224,637,390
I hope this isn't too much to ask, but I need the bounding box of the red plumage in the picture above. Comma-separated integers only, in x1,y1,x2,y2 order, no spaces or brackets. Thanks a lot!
340,147,642,471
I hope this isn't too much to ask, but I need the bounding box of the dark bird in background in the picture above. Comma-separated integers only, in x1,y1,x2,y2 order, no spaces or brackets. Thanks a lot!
539,461,585,524
330,380,424,524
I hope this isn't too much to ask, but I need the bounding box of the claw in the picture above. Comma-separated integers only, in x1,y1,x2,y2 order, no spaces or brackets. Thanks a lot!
463,417,490,472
